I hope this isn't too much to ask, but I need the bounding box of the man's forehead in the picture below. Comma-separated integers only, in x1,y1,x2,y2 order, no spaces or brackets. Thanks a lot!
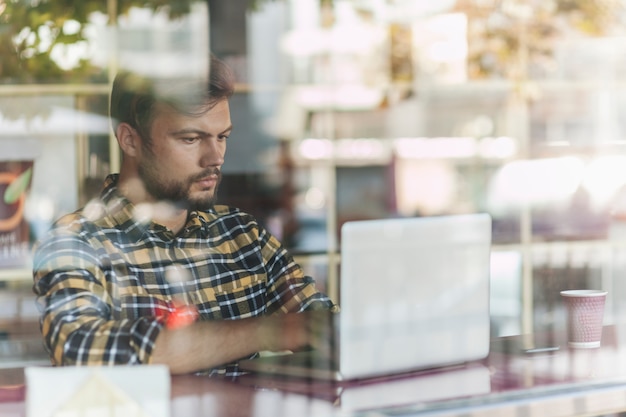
153,99,230,118
151,101,232,134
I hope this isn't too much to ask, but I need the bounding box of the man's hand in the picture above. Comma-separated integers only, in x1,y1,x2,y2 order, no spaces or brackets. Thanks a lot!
257,310,336,355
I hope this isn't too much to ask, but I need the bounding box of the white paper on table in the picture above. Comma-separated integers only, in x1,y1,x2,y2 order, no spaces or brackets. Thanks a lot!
24,365,170,417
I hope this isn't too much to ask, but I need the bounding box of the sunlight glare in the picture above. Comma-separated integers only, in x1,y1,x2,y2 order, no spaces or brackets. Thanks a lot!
488,157,585,210
582,156,626,208
299,139,333,160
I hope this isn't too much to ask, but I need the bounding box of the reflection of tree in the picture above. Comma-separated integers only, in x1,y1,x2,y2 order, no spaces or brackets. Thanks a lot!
0,0,318,84
454,0,626,79
0,1,197,84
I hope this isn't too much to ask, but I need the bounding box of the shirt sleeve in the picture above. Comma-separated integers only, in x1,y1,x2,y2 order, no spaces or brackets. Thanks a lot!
257,225,339,314
32,219,163,366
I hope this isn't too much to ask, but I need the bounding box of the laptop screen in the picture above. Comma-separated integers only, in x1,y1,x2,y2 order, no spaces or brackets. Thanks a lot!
338,213,492,379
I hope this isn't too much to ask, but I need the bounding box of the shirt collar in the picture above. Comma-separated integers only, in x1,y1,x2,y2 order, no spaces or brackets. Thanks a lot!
98,174,214,241
99,174,152,242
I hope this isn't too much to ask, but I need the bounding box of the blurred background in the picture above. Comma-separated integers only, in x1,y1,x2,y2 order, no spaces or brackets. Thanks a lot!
2,0,626,365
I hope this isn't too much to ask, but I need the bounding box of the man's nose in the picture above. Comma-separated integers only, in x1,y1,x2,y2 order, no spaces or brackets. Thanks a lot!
199,139,225,167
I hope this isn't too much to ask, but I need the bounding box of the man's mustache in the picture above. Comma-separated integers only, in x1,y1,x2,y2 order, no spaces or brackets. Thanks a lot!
191,168,221,182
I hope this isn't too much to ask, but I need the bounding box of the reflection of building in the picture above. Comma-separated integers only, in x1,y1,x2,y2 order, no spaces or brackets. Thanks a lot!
271,1,626,338
91,3,210,80
3,0,626,362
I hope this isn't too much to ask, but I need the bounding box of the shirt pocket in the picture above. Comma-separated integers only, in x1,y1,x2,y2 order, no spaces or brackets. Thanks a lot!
214,273,267,318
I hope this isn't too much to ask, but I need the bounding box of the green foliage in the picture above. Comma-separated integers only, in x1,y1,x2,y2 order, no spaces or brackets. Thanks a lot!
457,0,626,79
247,0,273,12
0,0,197,84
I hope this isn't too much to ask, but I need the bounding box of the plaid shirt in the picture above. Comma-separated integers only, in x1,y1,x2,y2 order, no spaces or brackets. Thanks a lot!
33,174,336,376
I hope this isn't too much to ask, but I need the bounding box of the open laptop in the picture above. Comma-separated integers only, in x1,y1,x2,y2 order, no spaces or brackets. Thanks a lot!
239,213,492,381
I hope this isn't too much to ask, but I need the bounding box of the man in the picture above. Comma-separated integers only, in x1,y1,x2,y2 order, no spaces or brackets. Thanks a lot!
32,55,337,376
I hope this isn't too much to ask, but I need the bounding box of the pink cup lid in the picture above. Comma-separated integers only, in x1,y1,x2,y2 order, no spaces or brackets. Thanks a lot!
560,289,607,297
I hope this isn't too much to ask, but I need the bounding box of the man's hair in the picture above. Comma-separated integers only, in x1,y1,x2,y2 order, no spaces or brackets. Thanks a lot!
110,54,236,141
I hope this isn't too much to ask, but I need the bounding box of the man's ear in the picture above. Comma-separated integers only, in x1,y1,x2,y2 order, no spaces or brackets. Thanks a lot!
116,123,142,158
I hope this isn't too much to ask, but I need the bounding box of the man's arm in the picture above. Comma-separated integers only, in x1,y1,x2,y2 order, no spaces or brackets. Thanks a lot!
144,219,339,374
151,310,331,374
255,225,338,314
149,220,338,374
33,220,162,366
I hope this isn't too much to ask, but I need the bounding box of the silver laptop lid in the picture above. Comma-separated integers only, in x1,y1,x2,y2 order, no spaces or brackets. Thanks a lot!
338,213,492,379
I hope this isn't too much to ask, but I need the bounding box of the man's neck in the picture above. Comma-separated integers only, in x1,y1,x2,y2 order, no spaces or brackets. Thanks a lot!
154,209,189,235
116,171,189,235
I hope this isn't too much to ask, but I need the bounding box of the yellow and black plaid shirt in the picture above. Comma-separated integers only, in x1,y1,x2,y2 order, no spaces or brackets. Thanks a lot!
33,174,336,376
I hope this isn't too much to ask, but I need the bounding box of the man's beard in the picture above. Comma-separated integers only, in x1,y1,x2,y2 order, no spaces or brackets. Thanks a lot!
138,157,222,211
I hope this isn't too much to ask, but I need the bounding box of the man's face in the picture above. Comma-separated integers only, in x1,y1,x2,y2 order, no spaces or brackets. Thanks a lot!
137,100,232,210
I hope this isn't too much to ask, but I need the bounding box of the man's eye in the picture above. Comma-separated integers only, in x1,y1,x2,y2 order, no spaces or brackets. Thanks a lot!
182,137,200,143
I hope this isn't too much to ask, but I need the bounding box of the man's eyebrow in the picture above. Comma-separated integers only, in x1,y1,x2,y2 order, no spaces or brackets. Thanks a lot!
170,125,233,136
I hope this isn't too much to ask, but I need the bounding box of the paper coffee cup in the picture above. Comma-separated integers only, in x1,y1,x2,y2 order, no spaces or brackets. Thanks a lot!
560,289,607,348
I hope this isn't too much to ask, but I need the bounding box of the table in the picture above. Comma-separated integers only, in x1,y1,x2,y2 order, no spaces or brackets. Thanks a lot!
4,325,626,417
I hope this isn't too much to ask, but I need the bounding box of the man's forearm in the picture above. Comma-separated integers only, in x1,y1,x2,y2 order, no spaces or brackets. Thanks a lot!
150,313,312,375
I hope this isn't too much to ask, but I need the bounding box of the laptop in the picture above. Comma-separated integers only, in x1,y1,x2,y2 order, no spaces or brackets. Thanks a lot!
239,213,492,381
